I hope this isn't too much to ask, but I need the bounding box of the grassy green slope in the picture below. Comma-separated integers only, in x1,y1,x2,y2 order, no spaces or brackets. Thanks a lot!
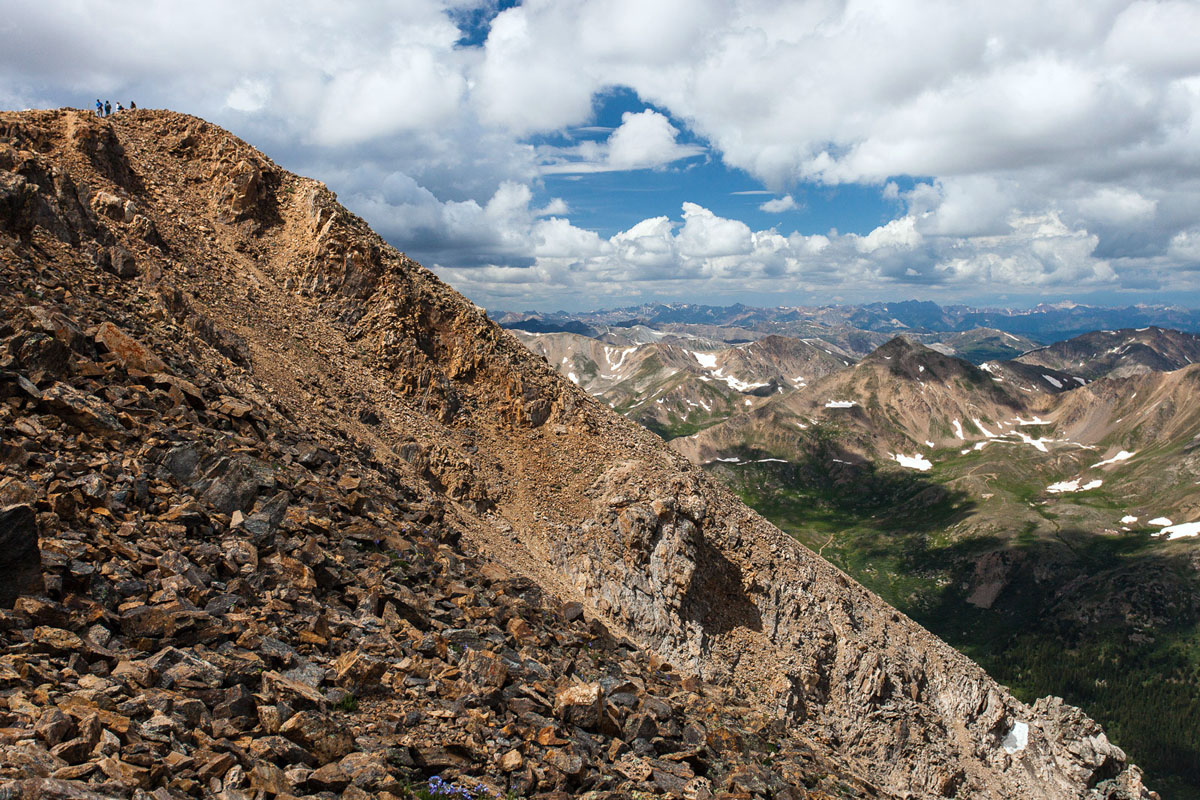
711,433,1200,797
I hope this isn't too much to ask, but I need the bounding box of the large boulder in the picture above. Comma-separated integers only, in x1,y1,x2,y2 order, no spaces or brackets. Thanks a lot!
0,504,42,607
93,321,166,374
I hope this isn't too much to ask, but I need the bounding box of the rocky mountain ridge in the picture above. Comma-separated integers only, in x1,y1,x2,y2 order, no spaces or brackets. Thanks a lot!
672,337,1033,466
1014,327,1200,380
0,108,1149,799
514,331,850,440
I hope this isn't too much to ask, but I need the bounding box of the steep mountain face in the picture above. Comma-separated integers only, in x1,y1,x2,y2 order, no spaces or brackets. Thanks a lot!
1016,327,1200,380
715,335,853,388
0,109,1150,799
515,310,1200,793
975,359,1084,394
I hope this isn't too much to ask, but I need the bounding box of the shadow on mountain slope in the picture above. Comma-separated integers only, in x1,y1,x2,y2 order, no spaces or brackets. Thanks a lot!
682,536,764,635
918,538,1200,798
709,434,977,536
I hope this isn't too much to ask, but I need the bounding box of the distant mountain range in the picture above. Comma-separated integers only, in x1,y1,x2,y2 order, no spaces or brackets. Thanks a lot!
499,300,1200,351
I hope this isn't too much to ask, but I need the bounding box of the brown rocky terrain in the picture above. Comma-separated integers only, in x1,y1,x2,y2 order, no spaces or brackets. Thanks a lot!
513,331,849,439
0,108,1153,799
672,338,1039,465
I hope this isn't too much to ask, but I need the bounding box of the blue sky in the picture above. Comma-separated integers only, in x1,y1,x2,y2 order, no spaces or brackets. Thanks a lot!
3,0,1200,312
537,87,916,241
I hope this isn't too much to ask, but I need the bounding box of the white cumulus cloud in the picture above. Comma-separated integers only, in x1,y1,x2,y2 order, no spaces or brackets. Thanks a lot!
541,109,705,174
4,0,1200,308
760,195,798,213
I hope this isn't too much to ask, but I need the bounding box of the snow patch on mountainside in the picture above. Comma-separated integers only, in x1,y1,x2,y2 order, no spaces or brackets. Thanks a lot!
1047,479,1103,493
1158,521,1200,540
1002,721,1029,754
973,419,998,438
892,453,932,471
1092,450,1135,468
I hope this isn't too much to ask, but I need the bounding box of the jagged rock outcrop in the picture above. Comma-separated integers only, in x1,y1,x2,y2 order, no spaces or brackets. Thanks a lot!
0,107,1152,799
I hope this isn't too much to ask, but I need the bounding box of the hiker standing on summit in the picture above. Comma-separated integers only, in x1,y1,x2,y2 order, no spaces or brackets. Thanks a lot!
95,99,102,117
104,100,111,116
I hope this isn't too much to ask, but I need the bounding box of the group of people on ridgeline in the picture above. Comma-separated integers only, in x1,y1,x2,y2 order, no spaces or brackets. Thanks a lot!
95,99,135,116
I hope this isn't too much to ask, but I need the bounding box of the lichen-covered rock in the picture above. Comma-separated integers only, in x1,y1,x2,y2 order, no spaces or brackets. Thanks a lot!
93,321,165,373
554,682,603,729
280,711,355,765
